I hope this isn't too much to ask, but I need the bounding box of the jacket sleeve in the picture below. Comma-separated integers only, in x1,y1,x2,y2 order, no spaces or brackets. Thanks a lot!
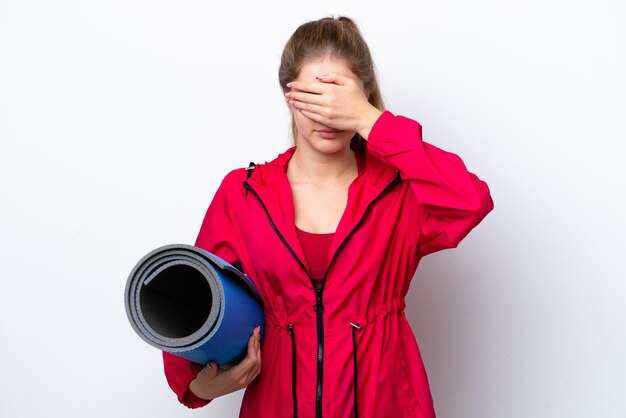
366,110,494,256
162,171,243,408
162,352,211,408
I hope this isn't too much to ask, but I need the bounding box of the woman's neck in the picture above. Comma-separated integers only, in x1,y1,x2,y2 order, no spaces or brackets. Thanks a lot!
287,145,357,185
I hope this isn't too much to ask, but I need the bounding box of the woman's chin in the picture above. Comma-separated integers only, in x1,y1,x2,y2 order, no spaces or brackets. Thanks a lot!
313,137,352,154
295,130,355,155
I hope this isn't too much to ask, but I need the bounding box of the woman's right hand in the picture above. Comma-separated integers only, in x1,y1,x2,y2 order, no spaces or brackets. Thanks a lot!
188,326,262,400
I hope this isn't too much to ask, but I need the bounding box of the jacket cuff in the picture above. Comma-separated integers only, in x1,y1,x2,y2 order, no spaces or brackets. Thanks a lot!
366,110,424,157
163,351,211,409
181,384,212,409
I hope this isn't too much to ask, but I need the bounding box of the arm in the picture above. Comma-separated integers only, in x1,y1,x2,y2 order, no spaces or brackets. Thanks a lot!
162,352,211,408
163,327,262,408
194,171,244,268
285,74,493,255
365,111,494,255
162,172,261,408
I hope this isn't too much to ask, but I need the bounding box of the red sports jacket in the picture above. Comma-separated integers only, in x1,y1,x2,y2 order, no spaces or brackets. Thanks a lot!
163,110,494,418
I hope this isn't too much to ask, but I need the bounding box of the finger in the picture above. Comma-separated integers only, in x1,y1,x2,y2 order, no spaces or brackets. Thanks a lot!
287,80,327,95
240,347,261,384
288,99,325,117
255,337,262,375
246,344,262,381
316,73,352,86
298,108,327,126
226,351,257,387
223,329,262,388
254,326,261,351
286,90,325,106
247,329,261,370
200,361,219,379
296,103,328,122
246,352,261,380
240,331,260,368
245,333,257,361
254,329,261,364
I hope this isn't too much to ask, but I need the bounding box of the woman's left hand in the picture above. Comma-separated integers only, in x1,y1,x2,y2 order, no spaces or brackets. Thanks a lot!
286,73,383,140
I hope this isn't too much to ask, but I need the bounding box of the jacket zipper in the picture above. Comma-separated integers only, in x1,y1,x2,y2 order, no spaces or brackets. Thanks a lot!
244,171,401,418
243,182,310,277
314,287,323,418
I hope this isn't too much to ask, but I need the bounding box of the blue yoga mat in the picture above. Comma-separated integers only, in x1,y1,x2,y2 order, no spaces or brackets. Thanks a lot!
124,244,265,367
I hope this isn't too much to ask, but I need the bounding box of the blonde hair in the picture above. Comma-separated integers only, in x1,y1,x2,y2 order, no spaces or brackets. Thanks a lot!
278,16,385,141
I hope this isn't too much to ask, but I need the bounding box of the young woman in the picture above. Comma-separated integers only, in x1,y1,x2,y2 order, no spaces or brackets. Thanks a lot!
163,16,493,418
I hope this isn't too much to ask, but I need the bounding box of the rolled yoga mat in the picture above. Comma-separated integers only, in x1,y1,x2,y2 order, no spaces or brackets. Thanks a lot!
124,244,265,367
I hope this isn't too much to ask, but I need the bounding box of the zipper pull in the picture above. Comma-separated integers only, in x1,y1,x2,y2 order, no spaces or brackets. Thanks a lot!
314,288,324,313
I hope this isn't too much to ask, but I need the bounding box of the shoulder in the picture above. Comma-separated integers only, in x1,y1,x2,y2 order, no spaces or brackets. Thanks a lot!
214,147,295,194
240,147,296,187
212,167,247,196
220,166,249,186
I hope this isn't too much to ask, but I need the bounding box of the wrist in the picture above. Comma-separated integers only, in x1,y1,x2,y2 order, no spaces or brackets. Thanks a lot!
189,376,214,401
357,106,383,140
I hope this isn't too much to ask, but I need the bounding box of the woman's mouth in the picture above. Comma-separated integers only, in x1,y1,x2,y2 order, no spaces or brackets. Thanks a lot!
317,129,343,139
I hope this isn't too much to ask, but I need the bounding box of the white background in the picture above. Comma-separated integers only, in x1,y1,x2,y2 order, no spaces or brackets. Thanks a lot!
1,1,625,417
